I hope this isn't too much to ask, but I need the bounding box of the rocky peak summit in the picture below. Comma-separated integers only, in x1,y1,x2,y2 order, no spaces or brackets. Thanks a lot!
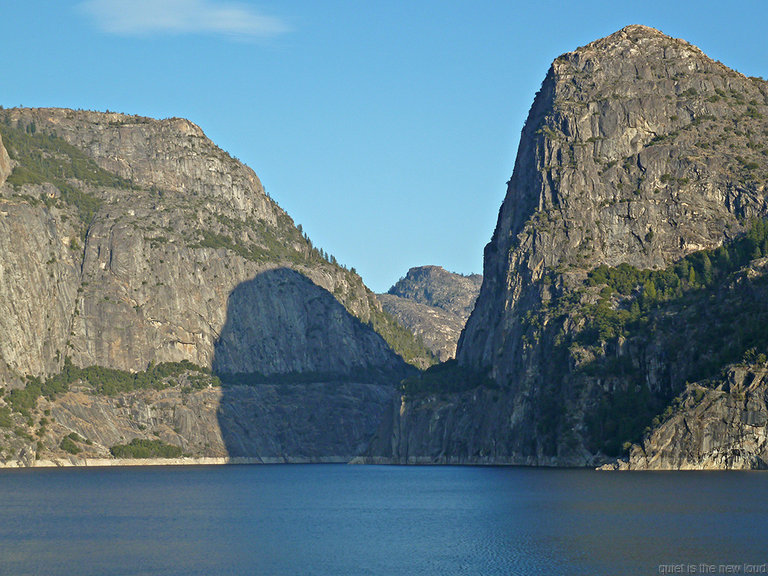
460,24,768,376
387,265,482,318
377,266,482,361
369,26,768,467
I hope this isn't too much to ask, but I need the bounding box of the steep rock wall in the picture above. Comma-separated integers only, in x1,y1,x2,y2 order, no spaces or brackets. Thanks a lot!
0,133,10,184
0,108,411,379
372,26,768,466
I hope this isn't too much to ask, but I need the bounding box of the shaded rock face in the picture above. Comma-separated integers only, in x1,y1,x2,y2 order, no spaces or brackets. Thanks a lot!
362,387,591,466
218,382,396,460
609,366,768,470
213,268,402,376
378,266,482,361
374,25,768,467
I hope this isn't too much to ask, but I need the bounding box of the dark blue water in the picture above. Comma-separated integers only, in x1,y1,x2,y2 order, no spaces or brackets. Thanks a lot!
0,465,766,576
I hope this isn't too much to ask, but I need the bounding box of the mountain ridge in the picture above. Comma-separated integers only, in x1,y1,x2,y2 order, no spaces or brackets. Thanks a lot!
377,266,481,361
0,107,432,376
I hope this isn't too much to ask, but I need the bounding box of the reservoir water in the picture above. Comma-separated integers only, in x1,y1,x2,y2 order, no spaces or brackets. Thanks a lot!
0,464,766,575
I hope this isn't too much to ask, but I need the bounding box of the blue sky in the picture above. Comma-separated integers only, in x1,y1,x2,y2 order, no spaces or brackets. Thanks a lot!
2,1,766,292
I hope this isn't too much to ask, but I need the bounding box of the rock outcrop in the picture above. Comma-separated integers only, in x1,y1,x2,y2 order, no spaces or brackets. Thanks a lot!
387,266,482,318
606,366,768,470
368,25,768,467
377,266,482,360
0,133,10,185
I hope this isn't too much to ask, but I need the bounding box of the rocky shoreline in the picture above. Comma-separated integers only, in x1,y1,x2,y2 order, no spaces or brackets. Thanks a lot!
0,455,353,469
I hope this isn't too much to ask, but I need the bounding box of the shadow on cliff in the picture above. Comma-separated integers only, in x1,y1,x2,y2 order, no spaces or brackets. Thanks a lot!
213,267,410,461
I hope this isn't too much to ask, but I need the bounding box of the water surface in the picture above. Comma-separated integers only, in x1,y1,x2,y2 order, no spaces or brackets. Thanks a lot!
0,465,766,575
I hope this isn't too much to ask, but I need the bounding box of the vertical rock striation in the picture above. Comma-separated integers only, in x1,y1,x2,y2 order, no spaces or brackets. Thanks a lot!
0,132,11,184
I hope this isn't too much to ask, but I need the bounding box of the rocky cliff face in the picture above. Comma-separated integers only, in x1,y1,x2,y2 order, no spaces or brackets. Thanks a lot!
0,107,426,465
0,108,423,379
460,24,768,378
606,365,768,470
0,377,395,466
0,133,11,184
377,266,481,360
368,25,768,467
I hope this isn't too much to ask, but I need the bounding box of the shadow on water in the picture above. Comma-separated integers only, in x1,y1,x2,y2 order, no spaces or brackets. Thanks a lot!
212,267,408,462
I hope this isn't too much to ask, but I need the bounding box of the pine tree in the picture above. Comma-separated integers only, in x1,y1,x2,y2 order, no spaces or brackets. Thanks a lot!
701,253,713,285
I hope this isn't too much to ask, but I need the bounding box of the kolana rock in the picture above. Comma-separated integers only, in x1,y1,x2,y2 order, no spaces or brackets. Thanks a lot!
377,266,482,361
365,25,768,468
0,107,427,466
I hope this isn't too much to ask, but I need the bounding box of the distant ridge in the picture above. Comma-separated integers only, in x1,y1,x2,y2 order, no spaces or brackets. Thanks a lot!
378,266,482,360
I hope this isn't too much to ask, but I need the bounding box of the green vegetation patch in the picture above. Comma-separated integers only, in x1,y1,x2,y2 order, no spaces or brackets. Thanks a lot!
8,359,220,416
560,218,768,455
0,407,13,429
582,218,768,344
60,358,220,396
6,373,69,415
367,306,438,369
508,219,768,458
109,438,182,459
399,359,496,398
0,120,134,225
59,435,81,455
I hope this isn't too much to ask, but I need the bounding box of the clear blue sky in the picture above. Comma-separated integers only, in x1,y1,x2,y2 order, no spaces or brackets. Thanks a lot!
2,2,766,292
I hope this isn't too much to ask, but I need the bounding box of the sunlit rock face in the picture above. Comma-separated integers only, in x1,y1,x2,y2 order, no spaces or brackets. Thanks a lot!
0,107,415,465
378,266,482,361
0,107,406,378
368,26,768,467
